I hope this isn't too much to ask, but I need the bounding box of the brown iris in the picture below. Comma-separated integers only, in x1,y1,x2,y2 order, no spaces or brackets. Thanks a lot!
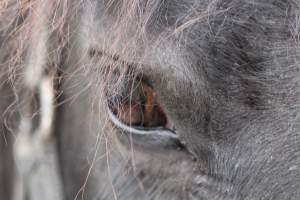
109,81,168,128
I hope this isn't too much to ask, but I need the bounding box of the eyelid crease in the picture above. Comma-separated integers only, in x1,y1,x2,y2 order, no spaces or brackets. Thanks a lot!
107,106,178,139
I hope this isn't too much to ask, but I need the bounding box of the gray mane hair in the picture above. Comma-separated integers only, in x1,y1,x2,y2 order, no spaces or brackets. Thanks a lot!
3,0,299,113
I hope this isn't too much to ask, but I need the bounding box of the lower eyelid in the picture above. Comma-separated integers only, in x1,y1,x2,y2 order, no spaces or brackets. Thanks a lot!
107,106,178,139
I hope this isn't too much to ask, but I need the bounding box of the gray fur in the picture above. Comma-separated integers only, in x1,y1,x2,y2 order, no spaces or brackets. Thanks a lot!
1,0,300,199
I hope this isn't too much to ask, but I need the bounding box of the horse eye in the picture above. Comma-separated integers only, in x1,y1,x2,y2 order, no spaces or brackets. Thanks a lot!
107,78,185,150
108,81,174,131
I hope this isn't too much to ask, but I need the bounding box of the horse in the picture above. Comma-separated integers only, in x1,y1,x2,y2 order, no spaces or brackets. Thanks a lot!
1,0,300,199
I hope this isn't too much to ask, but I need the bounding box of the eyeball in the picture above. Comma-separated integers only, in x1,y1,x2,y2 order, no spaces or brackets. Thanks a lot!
108,80,174,131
